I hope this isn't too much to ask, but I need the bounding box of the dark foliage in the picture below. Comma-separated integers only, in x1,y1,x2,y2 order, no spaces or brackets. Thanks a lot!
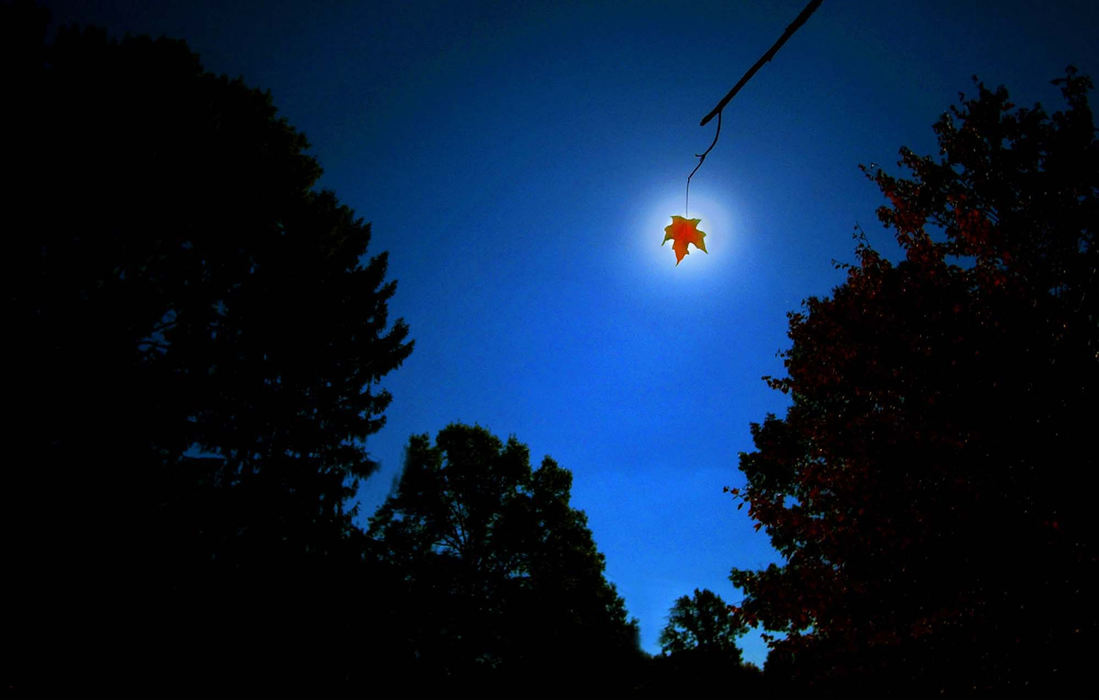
367,424,642,697
659,588,746,660
641,589,764,699
3,3,411,695
731,70,1097,696
637,653,766,700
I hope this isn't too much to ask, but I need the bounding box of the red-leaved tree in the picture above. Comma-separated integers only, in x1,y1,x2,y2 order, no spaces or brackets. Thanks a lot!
730,69,1097,695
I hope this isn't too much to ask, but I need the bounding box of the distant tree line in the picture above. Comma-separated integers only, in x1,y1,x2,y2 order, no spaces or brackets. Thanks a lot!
5,1,1096,697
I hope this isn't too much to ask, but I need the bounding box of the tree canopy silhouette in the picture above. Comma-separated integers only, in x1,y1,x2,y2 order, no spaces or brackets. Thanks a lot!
367,423,641,696
730,69,1097,695
659,588,746,660
641,589,761,699
4,5,411,694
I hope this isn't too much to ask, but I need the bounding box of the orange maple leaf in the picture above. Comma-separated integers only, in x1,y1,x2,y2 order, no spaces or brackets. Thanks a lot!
663,215,708,265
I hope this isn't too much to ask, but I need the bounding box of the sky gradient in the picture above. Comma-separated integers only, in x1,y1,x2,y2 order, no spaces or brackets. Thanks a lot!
39,0,1099,667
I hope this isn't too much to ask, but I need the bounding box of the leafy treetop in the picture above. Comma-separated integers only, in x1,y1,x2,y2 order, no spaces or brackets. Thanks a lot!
4,7,411,694
730,68,1097,696
659,588,746,661
368,424,640,695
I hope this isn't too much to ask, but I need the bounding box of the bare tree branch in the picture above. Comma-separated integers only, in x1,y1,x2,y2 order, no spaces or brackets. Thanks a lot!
682,1,823,216
699,0,823,127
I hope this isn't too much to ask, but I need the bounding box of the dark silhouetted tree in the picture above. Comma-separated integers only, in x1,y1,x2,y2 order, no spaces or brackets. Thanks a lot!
3,5,411,695
641,589,761,699
367,424,640,696
729,69,1097,696
659,588,745,660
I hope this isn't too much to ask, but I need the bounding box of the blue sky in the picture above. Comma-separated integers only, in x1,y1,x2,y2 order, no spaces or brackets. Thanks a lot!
41,0,1099,667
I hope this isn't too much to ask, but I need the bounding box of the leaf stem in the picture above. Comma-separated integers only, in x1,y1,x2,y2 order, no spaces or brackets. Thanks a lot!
686,111,721,216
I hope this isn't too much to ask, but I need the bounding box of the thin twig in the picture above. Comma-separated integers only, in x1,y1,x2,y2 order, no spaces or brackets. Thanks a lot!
686,110,721,216
699,0,823,127
683,0,824,216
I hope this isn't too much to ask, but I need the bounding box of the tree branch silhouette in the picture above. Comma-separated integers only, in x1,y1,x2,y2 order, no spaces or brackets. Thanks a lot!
685,0,823,215
699,0,824,127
